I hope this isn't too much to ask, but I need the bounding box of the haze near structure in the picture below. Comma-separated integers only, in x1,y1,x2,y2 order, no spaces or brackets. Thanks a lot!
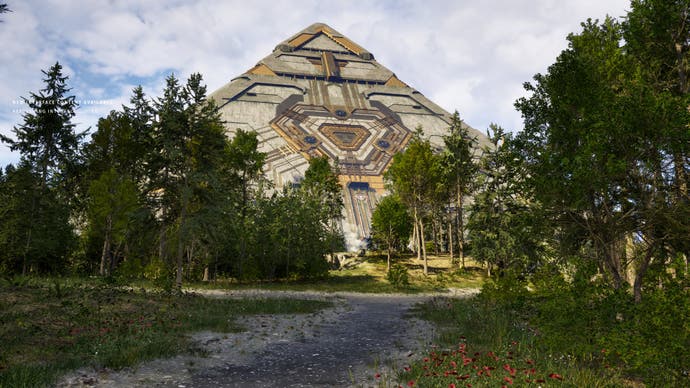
210,22,487,250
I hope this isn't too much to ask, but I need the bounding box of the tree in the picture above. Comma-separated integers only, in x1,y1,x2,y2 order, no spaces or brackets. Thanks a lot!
87,168,139,276
82,92,155,277
301,156,345,260
386,131,442,275
150,73,229,288
224,129,266,278
467,126,543,277
515,16,690,302
441,111,478,267
0,63,80,274
0,4,10,20
1,62,83,191
371,194,412,271
624,0,690,264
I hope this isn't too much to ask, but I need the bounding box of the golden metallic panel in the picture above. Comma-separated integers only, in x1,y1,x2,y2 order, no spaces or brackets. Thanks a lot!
385,75,407,87
321,51,339,79
247,64,277,76
288,33,316,48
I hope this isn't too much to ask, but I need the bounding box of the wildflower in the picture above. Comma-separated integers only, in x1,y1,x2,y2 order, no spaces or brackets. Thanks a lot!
549,373,563,380
407,380,415,387
404,366,411,372
503,376,513,385
525,359,534,365
375,373,381,379
449,384,456,388
450,360,457,368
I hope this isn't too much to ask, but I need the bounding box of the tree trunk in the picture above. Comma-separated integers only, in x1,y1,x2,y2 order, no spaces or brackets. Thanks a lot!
175,197,188,290
387,224,392,272
457,189,465,268
110,240,122,276
203,266,209,282
100,214,112,276
420,219,428,275
448,218,454,265
413,206,421,260
633,249,654,303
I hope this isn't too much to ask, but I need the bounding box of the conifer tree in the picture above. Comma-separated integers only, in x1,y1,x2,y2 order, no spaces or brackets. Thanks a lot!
0,63,79,274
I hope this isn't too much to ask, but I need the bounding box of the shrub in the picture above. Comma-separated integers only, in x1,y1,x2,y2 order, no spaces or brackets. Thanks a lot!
387,263,409,288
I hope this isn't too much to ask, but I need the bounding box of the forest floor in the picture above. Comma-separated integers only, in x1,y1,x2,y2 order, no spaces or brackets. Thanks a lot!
2,254,485,387
57,289,479,387
182,254,487,294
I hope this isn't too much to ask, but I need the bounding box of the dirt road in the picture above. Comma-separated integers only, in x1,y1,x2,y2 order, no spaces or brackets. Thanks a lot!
59,289,478,388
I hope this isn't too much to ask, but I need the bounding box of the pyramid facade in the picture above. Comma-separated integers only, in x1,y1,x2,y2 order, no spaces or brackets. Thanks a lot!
210,23,487,250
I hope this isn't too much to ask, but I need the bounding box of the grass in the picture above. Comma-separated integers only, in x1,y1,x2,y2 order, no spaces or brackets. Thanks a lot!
0,277,331,388
401,296,628,387
184,253,486,294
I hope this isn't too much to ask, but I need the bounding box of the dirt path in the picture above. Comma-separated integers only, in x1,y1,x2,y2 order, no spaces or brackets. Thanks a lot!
59,289,478,388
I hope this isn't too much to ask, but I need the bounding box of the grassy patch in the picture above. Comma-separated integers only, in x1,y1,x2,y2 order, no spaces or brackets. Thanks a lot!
0,278,331,388
403,296,627,387
185,254,486,294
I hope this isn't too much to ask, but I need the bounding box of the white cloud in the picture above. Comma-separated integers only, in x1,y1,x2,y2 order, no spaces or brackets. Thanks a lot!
0,0,631,166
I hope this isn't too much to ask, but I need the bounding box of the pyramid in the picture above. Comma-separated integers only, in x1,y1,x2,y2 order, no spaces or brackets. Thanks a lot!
210,22,487,250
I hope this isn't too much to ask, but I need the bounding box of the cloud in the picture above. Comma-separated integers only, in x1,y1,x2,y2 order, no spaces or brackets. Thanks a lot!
0,0,631,166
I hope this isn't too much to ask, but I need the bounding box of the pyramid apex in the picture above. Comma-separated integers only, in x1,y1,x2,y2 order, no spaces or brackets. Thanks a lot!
275,22,373,60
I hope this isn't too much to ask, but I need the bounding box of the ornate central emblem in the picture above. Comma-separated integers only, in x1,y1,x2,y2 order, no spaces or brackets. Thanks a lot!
270,104,412,176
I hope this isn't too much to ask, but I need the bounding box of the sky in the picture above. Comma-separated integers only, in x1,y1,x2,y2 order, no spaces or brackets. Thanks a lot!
0,0,631,167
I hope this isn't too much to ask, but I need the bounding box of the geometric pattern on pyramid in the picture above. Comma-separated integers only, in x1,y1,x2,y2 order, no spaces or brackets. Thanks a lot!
209,22,488,250
271,104,411,176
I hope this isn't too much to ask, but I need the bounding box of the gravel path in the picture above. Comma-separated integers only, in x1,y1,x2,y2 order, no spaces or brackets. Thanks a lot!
58,289,478,388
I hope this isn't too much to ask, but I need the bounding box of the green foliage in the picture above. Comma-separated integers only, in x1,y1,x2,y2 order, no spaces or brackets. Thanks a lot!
0,63,81,275
409,296,626,387
386,263,409,288
467,126,545,277
301,156,344,256
0,163,76,274
441,111,479,263
386,134,443,272
371,194,412,269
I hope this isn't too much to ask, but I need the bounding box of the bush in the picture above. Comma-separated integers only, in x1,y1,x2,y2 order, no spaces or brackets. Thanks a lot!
387,263,409,288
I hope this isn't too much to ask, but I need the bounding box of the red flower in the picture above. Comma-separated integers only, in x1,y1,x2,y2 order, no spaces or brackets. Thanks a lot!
449,384,456,388
525,359,534,365
536,379,546,383
503,376,513,385
549,373,563,380
407,381,415,387
450,360,457,368
424,357,429,362
375,373,381,379
404,366,411,372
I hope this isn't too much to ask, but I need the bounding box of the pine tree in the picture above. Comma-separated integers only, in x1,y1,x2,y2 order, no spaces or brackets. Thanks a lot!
1,62,83,191
441,112,478,267
0,63,80,274
150,73,229,288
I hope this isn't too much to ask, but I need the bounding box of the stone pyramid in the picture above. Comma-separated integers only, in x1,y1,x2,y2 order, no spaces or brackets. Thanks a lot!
210,22,487,250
